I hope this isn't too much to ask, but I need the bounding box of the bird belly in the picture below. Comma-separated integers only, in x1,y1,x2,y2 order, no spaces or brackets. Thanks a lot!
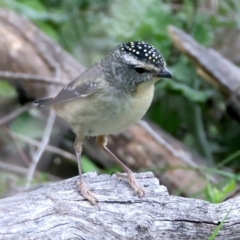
54,82,155,137
86,96,151,136
87,82,155,136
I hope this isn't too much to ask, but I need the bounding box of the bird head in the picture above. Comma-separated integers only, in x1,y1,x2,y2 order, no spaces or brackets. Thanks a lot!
101,41,172,92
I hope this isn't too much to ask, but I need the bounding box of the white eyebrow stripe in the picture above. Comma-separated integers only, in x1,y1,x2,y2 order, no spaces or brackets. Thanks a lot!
123,54,159,71
123,54,145,67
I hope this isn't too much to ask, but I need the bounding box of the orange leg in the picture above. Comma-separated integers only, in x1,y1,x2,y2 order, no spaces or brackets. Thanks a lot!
74,135,98,205
96,135,144,197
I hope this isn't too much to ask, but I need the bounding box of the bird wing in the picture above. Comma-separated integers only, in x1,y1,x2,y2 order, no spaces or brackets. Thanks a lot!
52,65,102,104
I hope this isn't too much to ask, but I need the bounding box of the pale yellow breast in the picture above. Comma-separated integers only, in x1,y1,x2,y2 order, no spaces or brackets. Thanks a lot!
121,79,156,128
100,79,155,136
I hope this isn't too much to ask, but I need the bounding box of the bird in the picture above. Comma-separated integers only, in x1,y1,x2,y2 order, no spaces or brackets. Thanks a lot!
35,41,172,205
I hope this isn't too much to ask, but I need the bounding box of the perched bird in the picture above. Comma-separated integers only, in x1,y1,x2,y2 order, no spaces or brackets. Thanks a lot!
35,41,172,205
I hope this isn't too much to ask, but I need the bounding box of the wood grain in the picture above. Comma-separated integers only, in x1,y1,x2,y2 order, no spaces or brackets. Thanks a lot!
0,172,238,240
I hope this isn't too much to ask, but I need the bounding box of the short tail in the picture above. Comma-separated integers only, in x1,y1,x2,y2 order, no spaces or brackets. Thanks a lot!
34,97,54,109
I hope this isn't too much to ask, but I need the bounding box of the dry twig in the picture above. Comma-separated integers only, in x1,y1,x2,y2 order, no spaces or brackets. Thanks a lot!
25,110,56,188
2,126,30,167
12,132,76,164
0,103,32,126
0,70,66,85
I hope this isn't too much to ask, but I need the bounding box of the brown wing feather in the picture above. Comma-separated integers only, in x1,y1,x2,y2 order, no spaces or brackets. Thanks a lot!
51,64,102,105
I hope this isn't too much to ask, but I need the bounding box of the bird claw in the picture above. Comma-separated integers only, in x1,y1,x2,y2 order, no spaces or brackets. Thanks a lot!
116,171,145,197
76,180,98,205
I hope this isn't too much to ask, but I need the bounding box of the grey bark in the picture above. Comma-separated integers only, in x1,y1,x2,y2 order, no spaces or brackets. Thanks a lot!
0,172,239,240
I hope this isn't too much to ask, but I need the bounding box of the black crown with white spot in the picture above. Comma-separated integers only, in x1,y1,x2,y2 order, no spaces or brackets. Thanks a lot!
120,41,165,68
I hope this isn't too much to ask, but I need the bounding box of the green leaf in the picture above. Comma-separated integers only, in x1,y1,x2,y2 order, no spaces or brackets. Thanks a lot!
0,81,17,98
17,0,46,12
169,57,195,84
36,22,61,42
81,156,98,173
156,79,212,103
9,112,45,139
205,179,236,203
222,179,236,195
205,181,224,203
193,21,213,46
216,150,240,169
208,208,232,240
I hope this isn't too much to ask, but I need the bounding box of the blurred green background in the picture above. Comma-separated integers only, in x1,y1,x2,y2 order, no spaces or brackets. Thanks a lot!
0,0,240,203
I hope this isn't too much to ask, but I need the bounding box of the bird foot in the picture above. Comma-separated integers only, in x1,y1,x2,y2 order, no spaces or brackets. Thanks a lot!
116,171,144,197
76,180,98,205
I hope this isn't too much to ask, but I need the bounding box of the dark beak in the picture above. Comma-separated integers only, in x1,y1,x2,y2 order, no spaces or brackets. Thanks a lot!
158,67,172,78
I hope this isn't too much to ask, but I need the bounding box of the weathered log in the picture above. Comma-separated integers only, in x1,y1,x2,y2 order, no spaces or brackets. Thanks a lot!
0,9,85,99
0,172,238,240
168,25,240,120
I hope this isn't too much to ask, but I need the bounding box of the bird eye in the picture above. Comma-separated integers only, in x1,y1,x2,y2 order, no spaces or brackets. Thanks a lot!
134,67,145,74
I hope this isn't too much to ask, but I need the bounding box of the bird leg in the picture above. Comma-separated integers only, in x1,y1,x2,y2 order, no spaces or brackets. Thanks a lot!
96,135,144,197
74,135,98,205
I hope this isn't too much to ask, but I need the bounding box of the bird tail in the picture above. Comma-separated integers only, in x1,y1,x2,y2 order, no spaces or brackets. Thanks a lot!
34,97,54,109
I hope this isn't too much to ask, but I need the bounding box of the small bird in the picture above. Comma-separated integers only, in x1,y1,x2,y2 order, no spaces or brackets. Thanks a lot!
35,41,172,205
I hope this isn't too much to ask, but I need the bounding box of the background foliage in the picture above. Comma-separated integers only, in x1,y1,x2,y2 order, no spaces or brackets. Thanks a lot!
0,0,240,202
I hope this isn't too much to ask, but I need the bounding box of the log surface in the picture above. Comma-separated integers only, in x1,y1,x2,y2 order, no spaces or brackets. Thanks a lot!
0,172,239,240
